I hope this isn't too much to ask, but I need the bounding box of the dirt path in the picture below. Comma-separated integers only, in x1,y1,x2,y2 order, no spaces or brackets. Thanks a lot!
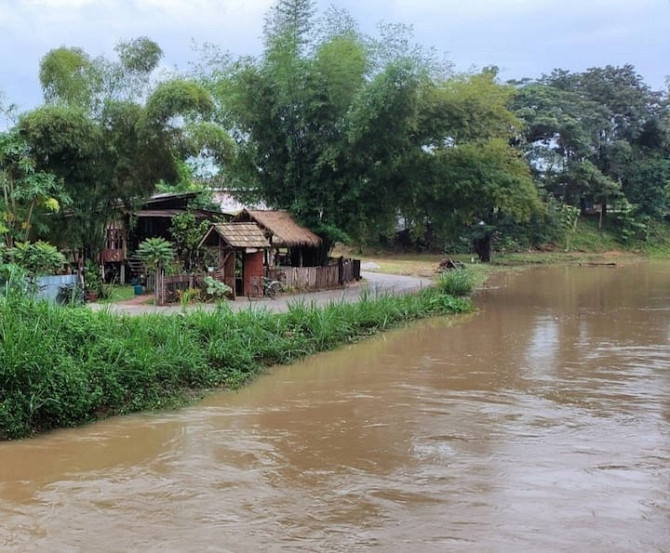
88,271,433,316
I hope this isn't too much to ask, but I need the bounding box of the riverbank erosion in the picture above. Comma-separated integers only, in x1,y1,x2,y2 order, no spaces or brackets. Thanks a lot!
0,276,472,440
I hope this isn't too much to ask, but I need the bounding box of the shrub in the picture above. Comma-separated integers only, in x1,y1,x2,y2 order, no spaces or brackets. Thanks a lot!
136,237,175,271
437,268,474,297
203,276,231,300
5,241,65,275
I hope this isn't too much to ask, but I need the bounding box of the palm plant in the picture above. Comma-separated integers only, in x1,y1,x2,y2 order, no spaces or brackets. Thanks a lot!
136,237,175,304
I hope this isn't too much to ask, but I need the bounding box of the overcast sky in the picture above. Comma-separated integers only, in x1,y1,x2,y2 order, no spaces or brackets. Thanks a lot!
1,0,668,113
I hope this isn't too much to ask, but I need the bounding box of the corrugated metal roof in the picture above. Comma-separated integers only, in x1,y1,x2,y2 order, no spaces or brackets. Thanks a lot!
134,209,222,219
145,192,198,203
134,209,185,218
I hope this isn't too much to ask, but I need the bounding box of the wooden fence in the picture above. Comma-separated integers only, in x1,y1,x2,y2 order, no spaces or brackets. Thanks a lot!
148,258,360,304
149,270,227,305
269,258,360,291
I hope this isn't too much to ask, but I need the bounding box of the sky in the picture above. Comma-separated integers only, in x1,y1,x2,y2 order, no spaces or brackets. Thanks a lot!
0,0,668,114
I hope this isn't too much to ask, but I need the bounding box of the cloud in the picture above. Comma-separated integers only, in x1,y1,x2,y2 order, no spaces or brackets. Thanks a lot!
0,0,668,112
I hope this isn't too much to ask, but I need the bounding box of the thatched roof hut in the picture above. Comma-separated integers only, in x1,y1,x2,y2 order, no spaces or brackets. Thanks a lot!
236,210,322,248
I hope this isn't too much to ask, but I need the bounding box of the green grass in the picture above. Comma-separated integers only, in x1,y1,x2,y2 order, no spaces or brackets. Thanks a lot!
99,285,137,303
436,268,474,296
0,287,473,440
568,217,622,252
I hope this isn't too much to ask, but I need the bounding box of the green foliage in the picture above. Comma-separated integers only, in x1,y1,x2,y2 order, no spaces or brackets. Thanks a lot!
567,217,622,252
18,105,108,253
6,241,65,275
169,211,211,271
436,268,474,296
0,131,70,247
136,237,175,271
19,40,223,258
611,199,650,244
212,7,541,259
515,65,669,225
116,37,163,75
0,286,471,440
214,5,445,257
203,275,231,299
84,261,104,295
99,285,136,303
40,38,163,112
144,80,214,124
39,47,97,107
622,157,670,219
0,262,35,298
177,287,201,308
560,204,581,250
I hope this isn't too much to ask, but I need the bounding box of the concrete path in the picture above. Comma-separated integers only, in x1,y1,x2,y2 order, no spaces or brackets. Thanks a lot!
88,271,434,316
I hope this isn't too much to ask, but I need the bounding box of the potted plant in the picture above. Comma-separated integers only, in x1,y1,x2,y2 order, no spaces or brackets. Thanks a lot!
84,261,103,302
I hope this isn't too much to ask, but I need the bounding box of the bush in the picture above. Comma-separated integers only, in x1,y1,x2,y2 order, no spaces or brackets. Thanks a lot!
203,276,231,300
437,268,474,297
5,241,65,275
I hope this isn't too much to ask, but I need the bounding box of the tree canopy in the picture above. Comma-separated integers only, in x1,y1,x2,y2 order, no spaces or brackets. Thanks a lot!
2,1,669,262
202,0,543,259
19,39,228,258
514,65,670,225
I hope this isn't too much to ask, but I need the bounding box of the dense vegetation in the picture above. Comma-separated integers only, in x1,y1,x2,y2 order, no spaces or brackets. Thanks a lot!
1,0,669,438
0,285,472,440
1,0,668,263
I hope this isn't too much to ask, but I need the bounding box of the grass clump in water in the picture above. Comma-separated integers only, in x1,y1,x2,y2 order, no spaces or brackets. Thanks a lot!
0,287,472,440
436,268,474,297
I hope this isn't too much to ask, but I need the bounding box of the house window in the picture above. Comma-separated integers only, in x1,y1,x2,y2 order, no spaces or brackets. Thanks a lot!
106,228,123,250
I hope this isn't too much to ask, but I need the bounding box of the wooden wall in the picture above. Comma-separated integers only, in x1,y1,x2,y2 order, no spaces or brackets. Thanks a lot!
270,258,359,291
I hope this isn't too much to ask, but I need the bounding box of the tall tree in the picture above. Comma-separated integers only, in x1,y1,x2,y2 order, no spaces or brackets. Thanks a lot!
514,65,669,224
21,40,225,258
213,2,449,257
205,2,540,259
385,69,540,257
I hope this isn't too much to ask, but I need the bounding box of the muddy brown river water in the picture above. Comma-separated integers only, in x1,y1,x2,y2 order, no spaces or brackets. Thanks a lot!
1,262,669,552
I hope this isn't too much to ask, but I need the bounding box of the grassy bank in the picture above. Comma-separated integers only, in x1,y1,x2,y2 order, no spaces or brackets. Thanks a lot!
350,219,670,285
0,280,472,440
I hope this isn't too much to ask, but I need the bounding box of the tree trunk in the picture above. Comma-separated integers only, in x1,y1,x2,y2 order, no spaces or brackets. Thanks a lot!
473,234,492,263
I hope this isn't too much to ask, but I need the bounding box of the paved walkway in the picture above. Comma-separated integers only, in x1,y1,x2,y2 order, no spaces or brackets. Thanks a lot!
88,271,433,316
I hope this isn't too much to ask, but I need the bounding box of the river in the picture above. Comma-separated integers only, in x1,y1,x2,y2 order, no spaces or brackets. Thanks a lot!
1,262,669,552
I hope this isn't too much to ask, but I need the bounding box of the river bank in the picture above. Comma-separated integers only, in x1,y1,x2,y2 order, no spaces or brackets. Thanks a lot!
1,248,660,440
3,260,667,552
0,273,472,440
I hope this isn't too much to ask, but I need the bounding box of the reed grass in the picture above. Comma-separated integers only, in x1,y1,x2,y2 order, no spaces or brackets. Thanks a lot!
0,286,472,440
437,268,474,296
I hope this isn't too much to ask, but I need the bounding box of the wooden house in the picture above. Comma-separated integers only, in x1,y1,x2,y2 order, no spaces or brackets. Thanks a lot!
233,209,322,267
198,223,271,298
231,210,359,291
101,192,224,283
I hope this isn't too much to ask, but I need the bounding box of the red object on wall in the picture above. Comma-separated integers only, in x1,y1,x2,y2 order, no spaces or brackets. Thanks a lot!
243,251,264,296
